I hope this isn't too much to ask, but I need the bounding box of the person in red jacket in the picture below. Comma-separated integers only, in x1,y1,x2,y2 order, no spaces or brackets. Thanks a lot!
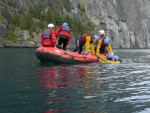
40,23,56,47
55,22,71,50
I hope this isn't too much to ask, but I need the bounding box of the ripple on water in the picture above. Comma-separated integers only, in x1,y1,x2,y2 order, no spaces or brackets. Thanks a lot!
134,108,150,113
115,95,150,103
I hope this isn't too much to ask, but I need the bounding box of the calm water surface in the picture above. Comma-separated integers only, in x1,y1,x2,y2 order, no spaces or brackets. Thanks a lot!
0,48,150,113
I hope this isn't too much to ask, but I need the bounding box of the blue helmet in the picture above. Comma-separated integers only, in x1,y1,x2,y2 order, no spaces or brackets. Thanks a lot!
113,55,119,60
103,38,109,44
63,22,68,26
108,54,113,59
93,35,99,41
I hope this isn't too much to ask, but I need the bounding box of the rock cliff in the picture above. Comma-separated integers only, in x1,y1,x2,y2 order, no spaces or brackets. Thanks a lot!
0,0,150,48
71,0,150,48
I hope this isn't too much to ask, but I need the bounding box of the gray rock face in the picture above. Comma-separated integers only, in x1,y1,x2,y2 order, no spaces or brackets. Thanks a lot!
1,0,150,48
70,0,150,48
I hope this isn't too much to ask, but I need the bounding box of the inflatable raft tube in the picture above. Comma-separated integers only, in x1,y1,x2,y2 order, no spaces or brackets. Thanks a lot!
36,47,98,64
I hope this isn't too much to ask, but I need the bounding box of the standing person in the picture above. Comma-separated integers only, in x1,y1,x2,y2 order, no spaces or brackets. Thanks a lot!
40,23,56,47
73,34,99,54
96,30,114,57
55,22,71,50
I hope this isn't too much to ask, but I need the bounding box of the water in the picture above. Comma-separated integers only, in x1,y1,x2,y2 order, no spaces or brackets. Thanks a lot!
0,48,150,113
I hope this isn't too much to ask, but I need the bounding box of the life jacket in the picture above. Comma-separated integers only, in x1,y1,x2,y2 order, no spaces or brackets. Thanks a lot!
97,37,109,54
61,25,70,32
98,35,108,48
42,29,54,47
43,29,52,39
81,34,91,43
57,25,70,38
101,39,108,48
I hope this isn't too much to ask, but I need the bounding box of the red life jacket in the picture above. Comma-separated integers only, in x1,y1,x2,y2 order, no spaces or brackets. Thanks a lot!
41,29,55,47
61,25,70,32
96,36,109,54
56,25,71,38
100,37,108,48
81,34,92,43
42,39,53,47
101,41,108,48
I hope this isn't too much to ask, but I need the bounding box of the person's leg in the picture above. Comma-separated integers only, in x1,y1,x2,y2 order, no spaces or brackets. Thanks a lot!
78,41,84,54
57,36,63,49
103,47,108,55
61,36,68,50
100,48,105,55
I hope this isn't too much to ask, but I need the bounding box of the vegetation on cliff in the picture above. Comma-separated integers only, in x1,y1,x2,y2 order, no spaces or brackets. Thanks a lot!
0,0,95,46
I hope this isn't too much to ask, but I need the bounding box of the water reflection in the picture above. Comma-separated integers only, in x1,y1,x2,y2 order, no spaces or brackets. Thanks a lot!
37,64,112,90
38,66,70,89
2,49,150,113
37,63,111,113
36,50,150,113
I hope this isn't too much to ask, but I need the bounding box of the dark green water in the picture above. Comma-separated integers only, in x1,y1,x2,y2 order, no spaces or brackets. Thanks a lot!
0,48,150,113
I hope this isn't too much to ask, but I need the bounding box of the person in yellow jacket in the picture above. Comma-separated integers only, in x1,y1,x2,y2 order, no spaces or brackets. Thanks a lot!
99,54,121,64
95,30,114,62
73,34,99,54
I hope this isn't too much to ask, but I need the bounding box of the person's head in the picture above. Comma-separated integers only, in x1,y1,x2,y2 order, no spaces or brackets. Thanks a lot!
113,55,119,61
63,22,68,26
99,30,105,36
107,53,113,60
48,23,54,28
93,35,99,42
103,38,109,44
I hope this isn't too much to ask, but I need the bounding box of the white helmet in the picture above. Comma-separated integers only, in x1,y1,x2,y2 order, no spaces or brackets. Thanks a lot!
48,23,54,28
99,30,105,35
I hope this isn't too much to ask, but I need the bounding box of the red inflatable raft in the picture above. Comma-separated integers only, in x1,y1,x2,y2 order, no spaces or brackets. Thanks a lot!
36,47,98,64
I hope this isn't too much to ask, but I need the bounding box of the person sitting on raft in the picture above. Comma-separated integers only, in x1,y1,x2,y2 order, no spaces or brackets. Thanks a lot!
73,34,99,54
40,23,56,47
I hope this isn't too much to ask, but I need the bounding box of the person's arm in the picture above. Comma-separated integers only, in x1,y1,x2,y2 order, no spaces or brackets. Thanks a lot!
40,33,44,42
95,40,109,63
51,30,56,46
85,36,91,53
107,43,113,54
55,26,61,38
99,56,109,63
40,32,44,46
91,42,95,55
96,40,102,56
